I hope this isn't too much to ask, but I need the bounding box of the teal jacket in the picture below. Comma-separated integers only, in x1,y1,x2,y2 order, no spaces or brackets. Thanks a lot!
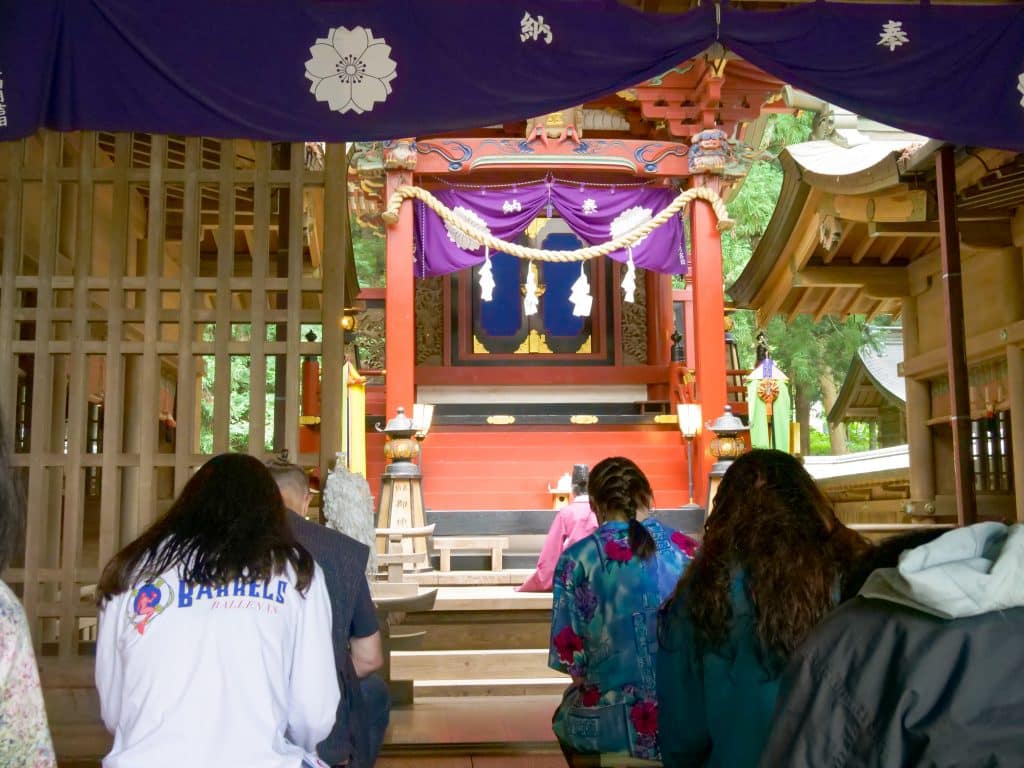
656,575,781,768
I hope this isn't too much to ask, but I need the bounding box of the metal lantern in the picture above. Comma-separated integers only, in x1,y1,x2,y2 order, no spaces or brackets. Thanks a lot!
376,406,425,539
705,404,750,512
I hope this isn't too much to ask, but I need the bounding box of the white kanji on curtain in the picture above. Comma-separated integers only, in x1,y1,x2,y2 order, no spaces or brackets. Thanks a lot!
520,12,553,44
877,20,909,52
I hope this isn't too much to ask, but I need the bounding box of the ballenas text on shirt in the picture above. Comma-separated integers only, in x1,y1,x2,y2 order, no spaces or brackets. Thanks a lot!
177,578,288,607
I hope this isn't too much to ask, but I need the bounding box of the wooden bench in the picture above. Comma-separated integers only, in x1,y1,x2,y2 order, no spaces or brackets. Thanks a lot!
434,535,510,572
375,524,435,582
422,508,705,573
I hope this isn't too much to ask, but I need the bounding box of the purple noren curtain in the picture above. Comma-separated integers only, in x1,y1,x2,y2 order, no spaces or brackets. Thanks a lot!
1,2,1022,151
414,179,686,278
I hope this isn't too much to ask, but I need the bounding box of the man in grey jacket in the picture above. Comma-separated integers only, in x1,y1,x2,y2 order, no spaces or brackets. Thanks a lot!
268,455,391,767
760,522,1024,767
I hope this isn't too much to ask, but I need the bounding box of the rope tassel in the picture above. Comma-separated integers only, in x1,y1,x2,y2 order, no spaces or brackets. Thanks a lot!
479,246,495,302
621,247,637,303
569,263,592,317
523,261,540,317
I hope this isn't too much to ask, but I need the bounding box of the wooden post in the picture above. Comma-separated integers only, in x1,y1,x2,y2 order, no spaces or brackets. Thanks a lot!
285,143,305,462
901,296,936,511
0,141,23,423
384,168,416,418
213,140,236,454
690,176,728,507
320,143,349,479
936,145,977,527
248,142,271,456
1006,347,1024,523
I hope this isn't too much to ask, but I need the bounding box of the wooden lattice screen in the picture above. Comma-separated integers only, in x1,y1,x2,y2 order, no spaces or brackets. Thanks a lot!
0,132,349,677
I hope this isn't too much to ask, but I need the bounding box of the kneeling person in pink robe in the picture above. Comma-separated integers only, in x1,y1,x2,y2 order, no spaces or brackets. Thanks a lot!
518,465,597,592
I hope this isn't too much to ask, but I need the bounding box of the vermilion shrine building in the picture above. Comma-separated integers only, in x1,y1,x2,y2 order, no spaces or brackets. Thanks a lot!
3,1,1024,763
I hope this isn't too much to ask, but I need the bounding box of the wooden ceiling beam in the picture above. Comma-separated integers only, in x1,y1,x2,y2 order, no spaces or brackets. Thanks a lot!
869,220,1014,248
819,189,929,223
795,266,909,298
850,236,874,264
878,237,906,265
813,287,840,323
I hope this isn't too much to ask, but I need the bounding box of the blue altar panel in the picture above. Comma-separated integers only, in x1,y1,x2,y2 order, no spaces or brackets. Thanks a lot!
479,252,523,338
541,233,587,339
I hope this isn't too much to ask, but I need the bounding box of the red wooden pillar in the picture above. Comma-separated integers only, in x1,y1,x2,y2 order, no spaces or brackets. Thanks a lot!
384,167,415,420
690,177,728,506
646,270,674,401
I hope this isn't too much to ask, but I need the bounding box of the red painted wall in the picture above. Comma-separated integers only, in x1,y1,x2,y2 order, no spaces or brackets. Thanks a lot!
365,425,691,511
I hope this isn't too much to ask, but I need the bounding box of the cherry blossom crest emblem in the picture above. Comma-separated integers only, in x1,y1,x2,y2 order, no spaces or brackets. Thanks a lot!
305,27,397,115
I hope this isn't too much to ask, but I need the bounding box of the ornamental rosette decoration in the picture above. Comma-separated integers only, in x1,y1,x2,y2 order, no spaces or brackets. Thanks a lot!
305,27,397,115
445,206,490,252
609,206,654,247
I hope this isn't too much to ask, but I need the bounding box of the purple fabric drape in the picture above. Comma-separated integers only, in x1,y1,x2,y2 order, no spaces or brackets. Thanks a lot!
0,0,712,142
413,180,685,278
721,3,1024,153
2,2,1023,150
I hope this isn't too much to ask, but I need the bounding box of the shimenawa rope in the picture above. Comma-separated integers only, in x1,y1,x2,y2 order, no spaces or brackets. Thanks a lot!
381,184,733,262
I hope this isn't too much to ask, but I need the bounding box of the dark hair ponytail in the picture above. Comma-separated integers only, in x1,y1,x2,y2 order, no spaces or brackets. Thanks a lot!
589,456,656,560
628,517,655,560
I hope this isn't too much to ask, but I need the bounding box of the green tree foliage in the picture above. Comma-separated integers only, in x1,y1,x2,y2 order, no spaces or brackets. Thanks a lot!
722,113,877,454
198,324,283,454
352,221,386,288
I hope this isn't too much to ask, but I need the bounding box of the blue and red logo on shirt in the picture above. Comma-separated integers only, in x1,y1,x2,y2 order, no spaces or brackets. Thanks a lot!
126,578,174,635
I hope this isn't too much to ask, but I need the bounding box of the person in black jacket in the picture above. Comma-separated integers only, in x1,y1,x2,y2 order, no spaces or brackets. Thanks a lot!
760,523,1024,768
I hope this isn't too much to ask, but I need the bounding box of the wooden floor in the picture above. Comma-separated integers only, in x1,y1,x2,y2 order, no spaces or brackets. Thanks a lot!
61,694,566,767
379,695,565,767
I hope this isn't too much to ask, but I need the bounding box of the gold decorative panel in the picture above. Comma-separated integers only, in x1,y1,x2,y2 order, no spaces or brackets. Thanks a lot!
622,266,648,365
414,276,443,364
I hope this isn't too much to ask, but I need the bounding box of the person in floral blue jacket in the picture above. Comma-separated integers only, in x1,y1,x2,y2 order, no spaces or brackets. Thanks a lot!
548,456,697,765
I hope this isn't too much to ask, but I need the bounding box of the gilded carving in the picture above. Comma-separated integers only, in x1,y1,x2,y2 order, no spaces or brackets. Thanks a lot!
688,129,733,174
354,307,385,371
621,268,648,365
514,329,554,354
382,138,417,170
570,415,599,425
486,415,516,425
525,105,585,146
415,277,444,364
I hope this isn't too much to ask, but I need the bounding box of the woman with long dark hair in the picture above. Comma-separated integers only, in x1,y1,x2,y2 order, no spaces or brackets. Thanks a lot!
0,417,57,767
548,456,698,765
95,453,339,767
656,449,869,768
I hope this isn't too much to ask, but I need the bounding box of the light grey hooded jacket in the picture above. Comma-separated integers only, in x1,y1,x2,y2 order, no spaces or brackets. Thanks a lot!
859,521,1024,619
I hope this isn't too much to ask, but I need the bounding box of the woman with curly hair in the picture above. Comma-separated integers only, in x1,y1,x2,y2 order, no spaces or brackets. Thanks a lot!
548,456,699,765
656,449,869,768
95,453,339,767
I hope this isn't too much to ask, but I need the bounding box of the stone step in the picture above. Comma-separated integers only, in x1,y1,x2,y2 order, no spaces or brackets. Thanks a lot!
390,648,562,682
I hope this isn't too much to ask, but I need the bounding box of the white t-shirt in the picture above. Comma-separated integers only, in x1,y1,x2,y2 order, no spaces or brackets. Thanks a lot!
95,561,339,768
